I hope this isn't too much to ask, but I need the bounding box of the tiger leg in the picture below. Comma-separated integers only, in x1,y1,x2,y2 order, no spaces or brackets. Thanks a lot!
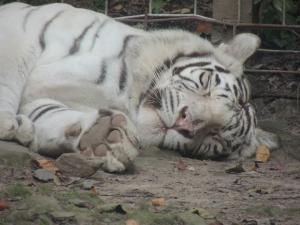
21,98,139,172
0,31,36,145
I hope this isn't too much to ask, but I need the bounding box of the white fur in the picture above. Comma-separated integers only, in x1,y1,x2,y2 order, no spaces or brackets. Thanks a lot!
0,3,277,170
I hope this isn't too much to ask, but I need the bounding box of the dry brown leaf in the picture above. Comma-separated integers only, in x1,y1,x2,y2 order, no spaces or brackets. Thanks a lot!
176,159,187,171
0,200,9,210
36,159,59,173
91,186,98,195
126,219,140,225
151,197,165,206
256,145,270,162
196,21,212,34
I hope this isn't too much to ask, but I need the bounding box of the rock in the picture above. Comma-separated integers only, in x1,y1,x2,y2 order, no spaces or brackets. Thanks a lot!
50,211,76,222
69,198,94,209
191,208,215,219
82,180,96,190
0,141,32,167
33,169,54,182
55,153,102,177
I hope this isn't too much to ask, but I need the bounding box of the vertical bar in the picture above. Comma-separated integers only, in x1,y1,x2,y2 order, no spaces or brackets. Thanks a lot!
194,0,197,15
105,0,108,15
282,0,286,25
149,0,152,14
144,0,149,30
237,0,241,23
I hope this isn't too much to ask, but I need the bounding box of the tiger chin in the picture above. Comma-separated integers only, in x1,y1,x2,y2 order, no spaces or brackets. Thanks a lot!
0,2,278,172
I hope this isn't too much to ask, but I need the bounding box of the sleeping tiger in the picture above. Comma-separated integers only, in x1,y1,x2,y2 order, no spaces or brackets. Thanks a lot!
0,2,278,172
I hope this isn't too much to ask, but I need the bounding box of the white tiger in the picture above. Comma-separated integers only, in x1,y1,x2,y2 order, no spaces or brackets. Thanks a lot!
0,2,278,172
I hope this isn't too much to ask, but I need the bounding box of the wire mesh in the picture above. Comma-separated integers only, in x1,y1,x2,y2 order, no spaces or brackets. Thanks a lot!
105,0,300,75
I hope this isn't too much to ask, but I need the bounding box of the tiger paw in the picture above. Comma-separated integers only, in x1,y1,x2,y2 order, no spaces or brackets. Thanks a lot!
78,110,139,173
0,112,34,146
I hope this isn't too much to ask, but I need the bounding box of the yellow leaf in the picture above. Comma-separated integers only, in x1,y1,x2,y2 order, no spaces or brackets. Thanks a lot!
256,145,270,162
36,159,59,173
151,197,165,206
126,219,140,225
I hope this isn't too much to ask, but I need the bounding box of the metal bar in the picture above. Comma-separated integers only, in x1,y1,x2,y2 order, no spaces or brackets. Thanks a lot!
245,69,300,75
257,49,300,54
193,0,197,15
237,0,241,23
115,14,300,30
149,0,152,15
104,0,108,15
282,0,286,25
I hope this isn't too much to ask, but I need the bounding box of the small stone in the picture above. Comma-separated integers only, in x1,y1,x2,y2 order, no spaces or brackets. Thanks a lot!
33,169,54,182
181,8,191,14
0,141,32,168
50,211,75,222
56,153,102,177
69,198,94,209
82,180,96,190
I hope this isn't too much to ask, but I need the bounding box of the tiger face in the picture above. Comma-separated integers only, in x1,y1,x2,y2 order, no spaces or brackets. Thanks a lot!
135,33,261,158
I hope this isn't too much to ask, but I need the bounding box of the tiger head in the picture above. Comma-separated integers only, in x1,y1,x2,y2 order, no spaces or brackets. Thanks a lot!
131,31,277,158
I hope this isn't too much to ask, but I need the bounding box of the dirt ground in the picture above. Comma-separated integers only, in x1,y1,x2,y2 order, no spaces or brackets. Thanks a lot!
0,119,299,225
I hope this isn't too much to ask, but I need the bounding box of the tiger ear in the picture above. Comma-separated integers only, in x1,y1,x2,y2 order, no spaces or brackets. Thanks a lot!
218,33,260,64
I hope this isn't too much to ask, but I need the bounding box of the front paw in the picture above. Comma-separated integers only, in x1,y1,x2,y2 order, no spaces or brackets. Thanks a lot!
0,111,18,140
0,112,34,146
79,111,139,173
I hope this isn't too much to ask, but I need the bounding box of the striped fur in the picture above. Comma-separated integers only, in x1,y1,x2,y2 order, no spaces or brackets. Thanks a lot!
0,2,277,161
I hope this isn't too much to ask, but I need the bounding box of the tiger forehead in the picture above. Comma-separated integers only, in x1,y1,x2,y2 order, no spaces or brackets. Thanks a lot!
171,55,230,75
154,50,230,75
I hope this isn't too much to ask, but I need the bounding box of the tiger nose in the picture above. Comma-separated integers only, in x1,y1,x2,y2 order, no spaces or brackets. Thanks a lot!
174,106,193,133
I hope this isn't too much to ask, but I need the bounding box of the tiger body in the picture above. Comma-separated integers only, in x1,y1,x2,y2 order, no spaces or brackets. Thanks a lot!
0,2,277,172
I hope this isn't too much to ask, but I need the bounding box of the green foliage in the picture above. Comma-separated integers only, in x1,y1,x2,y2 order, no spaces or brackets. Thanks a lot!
254,0,300,50
7,183,32,199
152,0,168,13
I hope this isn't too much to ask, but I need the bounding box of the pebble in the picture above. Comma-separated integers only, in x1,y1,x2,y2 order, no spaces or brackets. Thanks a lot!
33,169,54,182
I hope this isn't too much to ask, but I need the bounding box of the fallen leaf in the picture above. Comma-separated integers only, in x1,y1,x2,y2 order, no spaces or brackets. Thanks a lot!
256,145,270,162
250,161,259,171
0,200,9,210
151,197,165,206
176,159,187,171
126,219,140,225
196,21,212,34
225,163,245,174
91,186,98,195
35,159,59,173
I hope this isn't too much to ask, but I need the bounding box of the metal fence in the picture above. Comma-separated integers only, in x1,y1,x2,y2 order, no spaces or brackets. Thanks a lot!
102,0,300,76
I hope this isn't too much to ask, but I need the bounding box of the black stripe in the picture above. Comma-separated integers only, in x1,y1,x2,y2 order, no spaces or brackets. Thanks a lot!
169,90,174,113
244,106,252,136
118,35,135,57
32,105,62,122
218,94,229,99
69,20,97,55
176,91,180,106
172,51,212,64
215,65,230,74
178,74,199,89
225,83,231,92
238,113,245,137
97,61,107,84
89,20,109,51
23,7,40,31
233,85,238,98
199,72,205,86
39,10,64,51
119,59,127,92
215,74,221,86
175,62,211,75
180,81,196,92
28,104,54,119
